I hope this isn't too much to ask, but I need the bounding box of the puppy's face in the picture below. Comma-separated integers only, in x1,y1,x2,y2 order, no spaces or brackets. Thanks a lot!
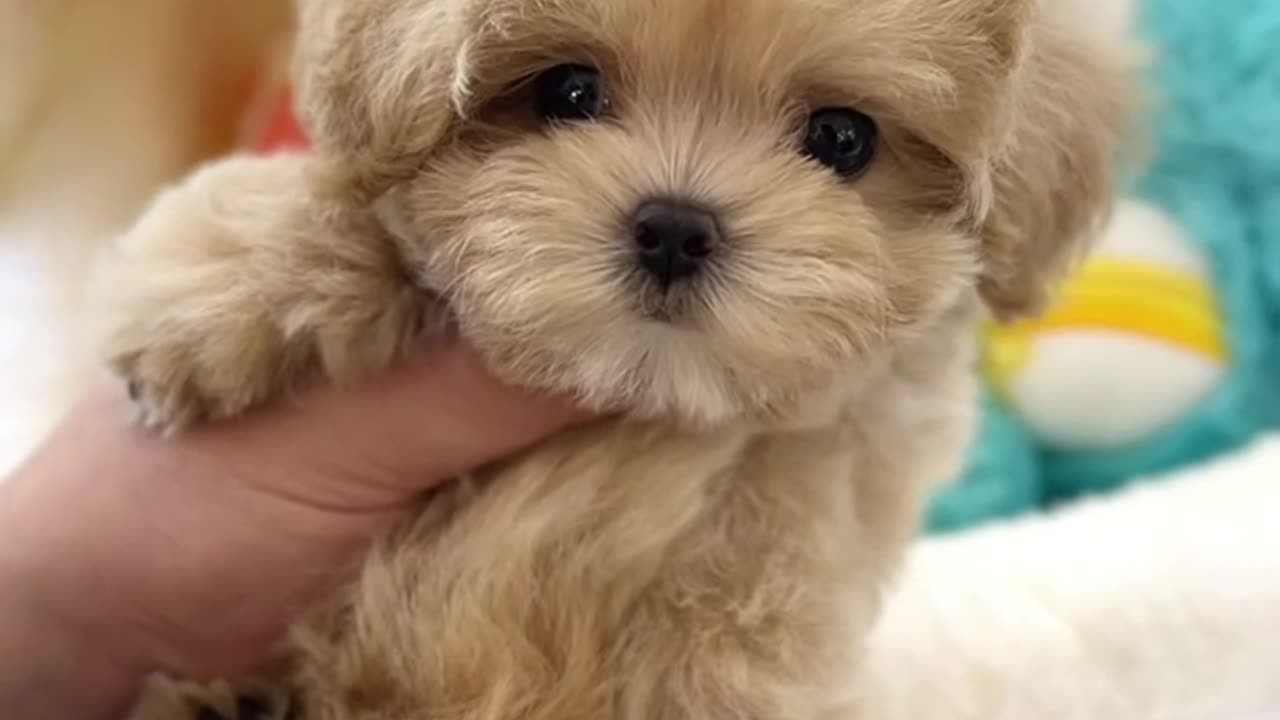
296,0,1129,424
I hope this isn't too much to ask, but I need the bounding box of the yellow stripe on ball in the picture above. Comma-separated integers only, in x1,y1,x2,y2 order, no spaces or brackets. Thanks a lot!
984,257,1228,392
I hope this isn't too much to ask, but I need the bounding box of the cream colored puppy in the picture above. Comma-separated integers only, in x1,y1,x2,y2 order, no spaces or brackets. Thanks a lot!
101,0,1133,717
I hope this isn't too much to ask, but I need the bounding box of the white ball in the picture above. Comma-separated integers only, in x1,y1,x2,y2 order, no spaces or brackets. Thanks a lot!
993,199,1228,451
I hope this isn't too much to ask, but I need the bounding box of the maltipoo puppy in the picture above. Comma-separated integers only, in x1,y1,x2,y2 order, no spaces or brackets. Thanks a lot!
103,0,1133,717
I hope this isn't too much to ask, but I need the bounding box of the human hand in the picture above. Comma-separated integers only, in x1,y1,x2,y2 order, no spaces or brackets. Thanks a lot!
0,342,587,719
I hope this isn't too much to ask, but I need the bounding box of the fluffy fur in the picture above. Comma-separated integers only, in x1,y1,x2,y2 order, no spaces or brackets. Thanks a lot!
862,434,1280,720
98,0,1133,718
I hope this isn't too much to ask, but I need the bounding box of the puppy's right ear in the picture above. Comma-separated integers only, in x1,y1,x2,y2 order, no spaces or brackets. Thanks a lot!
975,7,1138,321
292,0,467,199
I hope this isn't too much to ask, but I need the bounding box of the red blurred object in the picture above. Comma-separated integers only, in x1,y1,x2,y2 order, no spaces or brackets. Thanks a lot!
252,85,311,153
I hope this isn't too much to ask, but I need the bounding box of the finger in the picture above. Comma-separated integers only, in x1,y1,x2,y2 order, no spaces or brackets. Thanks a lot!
158,341,592,510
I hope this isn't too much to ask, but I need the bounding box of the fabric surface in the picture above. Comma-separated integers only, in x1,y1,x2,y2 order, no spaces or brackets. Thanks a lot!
872,434,1280,719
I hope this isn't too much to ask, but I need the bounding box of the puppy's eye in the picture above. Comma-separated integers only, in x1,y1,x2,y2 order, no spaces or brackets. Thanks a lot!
534,64,607,122
803,108,878,178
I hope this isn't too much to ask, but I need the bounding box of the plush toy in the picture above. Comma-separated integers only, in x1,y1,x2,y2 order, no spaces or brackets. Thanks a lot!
928,0,1280,534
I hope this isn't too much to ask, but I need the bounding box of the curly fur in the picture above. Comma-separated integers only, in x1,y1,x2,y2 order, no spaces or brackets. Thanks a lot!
100,0,1134,718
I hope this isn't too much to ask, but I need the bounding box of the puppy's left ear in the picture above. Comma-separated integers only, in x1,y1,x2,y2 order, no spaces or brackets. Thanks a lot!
291,0,472,200
976,5,1137,320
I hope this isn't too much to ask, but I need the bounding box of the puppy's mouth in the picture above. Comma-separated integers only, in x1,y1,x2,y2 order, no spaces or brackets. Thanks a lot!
634,275,706,324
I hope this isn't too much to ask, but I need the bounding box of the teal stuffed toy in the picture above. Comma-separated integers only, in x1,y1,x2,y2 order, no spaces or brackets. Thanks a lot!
927,0,1280,534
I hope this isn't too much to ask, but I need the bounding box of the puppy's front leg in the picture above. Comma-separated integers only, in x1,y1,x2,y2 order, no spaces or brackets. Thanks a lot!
95,155,424,431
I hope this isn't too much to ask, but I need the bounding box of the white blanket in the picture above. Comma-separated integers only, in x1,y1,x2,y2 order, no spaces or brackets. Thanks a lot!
866,435,1280,719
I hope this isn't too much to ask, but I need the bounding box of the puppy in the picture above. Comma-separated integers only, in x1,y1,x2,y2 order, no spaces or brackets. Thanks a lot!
102,0,1133,717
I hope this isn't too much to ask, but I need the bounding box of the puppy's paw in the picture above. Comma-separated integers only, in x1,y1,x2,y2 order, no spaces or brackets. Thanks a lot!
127,675,295,720
93,154,422,433
124,375,212,434
111,338,288,433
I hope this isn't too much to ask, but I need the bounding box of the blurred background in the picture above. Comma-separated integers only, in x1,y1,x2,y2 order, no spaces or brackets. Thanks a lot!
0,0,294,466
0,0,1278,717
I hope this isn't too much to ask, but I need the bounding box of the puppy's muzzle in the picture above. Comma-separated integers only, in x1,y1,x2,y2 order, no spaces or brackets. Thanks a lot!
630,198,721,290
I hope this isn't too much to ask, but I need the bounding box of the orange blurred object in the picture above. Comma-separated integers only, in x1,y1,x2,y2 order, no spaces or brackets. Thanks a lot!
239,36,312,154
253,86,311,153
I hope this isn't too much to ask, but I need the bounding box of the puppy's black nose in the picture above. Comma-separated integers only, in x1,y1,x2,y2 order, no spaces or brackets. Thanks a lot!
631,199,720,288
